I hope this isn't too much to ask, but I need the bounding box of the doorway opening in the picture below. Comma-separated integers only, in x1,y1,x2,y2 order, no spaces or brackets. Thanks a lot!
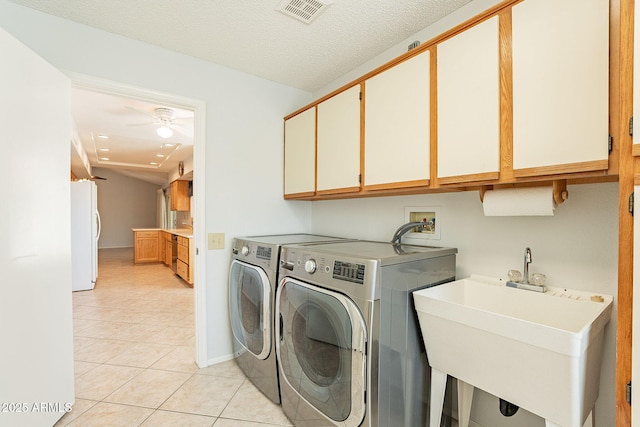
69,72,207,367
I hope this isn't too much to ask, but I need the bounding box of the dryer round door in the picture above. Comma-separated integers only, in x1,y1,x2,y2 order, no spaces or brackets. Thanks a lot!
228,259,271,359
277,277,367,427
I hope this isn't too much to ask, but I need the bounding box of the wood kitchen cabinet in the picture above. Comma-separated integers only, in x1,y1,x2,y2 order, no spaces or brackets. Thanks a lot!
176,235,193,285
363,50,431,190
316,84,361,194
510,0,609,177
159,231,166,264
284,107,316,198
164,233,173,267
437,16,500,184
170,180,190,211
133,230,160,264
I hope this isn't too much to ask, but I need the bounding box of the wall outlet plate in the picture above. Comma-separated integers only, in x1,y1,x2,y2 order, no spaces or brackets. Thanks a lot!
402,206,441,243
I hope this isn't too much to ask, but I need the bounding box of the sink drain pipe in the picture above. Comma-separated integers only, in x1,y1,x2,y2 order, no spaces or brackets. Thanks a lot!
499,398,519,417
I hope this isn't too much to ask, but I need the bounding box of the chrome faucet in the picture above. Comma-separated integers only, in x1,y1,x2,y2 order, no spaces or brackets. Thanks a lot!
506,247,545,292
522,247,532,284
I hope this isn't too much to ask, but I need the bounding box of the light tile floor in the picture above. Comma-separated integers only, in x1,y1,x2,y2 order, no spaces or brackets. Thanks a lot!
56,247,292,427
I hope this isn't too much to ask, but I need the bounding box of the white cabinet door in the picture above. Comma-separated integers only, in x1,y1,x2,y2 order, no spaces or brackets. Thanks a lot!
364,51,430,189
284,107,316,196
317,85,361,193
437,16,500,183
0,27,74,426
511,0,609,175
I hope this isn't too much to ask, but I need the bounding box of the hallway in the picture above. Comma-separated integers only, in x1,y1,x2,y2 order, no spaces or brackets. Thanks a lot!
56,248,291,426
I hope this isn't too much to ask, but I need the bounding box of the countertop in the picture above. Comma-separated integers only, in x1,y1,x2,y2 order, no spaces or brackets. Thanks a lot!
132,228,194,238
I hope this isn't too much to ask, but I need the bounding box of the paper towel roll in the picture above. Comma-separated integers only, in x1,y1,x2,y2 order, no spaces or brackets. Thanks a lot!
482,187,556,216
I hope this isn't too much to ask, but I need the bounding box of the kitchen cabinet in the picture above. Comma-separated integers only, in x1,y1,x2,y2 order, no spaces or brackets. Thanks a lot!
364,50,431,190
284,107,316,197
159,231,166,264
133,230,160,264
510,0,609,177
316,84,361,194
170,180,190,211
437,16,500,184
163,232,172,267
176,235,193,285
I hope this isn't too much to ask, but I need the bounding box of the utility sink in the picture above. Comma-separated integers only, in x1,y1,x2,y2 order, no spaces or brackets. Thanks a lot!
413,275,613,427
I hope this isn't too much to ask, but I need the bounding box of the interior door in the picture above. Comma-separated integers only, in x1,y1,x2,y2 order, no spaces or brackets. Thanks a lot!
634,185,640,423
0,28,74,426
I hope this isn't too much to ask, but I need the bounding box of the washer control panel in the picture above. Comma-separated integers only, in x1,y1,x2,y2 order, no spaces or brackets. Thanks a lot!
332,261,365,284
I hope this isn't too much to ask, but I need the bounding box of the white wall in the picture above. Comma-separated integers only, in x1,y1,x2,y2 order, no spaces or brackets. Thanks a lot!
0,1,313,362
92,168,160,249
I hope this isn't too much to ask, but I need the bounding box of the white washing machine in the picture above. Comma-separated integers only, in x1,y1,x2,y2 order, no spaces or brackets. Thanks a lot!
276,240,457,426
228,234,350,404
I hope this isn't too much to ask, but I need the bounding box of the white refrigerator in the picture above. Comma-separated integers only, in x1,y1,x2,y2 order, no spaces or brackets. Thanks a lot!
71,180,101,291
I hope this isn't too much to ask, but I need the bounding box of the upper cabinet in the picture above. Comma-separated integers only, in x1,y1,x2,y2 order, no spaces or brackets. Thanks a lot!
437,16,500,184
283,0,613,200
284,107,316,198
511,0,609,176
170,180,190,211
317,85,361,194
364,50,431,190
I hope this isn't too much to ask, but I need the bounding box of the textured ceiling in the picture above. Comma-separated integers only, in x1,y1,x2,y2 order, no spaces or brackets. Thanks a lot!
9,0,472,92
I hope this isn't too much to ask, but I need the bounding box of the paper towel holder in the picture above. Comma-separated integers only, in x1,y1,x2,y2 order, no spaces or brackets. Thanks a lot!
479,180,569,205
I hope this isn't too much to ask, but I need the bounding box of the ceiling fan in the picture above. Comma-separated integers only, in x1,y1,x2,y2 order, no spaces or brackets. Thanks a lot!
127,106,193,138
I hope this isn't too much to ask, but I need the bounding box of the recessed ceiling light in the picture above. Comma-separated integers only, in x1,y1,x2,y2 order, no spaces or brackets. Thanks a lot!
156,154,165,158
150,162,158,165
97,134,109,139
99,157,110,161
99,148,110,152
163,143,175,147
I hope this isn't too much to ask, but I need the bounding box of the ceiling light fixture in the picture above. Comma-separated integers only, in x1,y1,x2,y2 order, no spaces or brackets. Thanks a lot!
97,134,109,139
99,148,110,152
157,125,173,139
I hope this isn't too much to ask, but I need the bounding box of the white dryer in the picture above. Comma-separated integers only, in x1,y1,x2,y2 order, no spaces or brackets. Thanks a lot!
276,240,457,426
228,234,349,404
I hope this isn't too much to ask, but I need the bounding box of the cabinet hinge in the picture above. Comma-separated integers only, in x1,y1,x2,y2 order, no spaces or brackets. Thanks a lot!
358,174,362,184
608,135,613,154
359,92,362,101
196,248,199,256
630,192,634,216
630,116,634,136
627,381,632,404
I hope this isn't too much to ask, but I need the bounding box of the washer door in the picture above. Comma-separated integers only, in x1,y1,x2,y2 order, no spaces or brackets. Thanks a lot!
277,277,367,427
229,259,271,359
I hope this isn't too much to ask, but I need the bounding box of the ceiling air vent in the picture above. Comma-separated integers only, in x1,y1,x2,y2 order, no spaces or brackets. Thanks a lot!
277,0,330,24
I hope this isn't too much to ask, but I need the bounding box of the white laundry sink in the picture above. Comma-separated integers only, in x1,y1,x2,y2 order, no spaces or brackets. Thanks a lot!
413,275,613,427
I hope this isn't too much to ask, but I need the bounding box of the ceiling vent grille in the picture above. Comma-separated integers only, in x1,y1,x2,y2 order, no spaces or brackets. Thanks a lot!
277,0,330,24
